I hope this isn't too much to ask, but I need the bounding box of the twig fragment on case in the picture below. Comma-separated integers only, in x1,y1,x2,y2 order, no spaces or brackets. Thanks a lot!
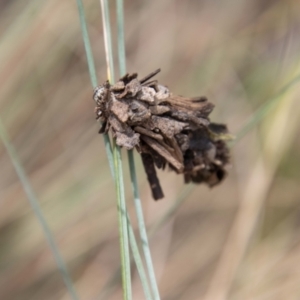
93,69,231,200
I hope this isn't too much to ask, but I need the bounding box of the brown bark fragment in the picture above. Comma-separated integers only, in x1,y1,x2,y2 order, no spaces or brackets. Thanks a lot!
141,153,164,200
141,135,183,171
149,115,187,139
110,98,129,123
134,126,163,141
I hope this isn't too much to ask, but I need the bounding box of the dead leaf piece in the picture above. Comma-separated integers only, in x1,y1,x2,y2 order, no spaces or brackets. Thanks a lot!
93,69,230,200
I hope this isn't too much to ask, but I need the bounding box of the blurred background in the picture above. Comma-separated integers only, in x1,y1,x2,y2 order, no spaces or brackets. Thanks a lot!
1,0,300,299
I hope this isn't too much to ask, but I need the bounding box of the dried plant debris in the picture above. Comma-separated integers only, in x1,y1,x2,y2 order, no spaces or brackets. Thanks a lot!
93,69,231,200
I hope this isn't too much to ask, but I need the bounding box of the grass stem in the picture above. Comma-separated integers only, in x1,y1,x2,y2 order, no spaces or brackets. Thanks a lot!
127,151,160,300
116,1,161,299
127,213,153,300
75,0,114,176
112,141,132,299
100,0,131,298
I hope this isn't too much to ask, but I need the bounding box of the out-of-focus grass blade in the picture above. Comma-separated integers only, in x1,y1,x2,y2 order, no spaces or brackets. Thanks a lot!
75,0,97,88
149,184,195,237
0,119,79,300
234,72,300,143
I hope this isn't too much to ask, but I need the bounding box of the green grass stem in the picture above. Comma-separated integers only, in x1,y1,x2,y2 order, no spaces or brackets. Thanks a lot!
127,151,160,300
100,0,115,83
116,0,126,76
100,0,131,298
75,0,114,176
116,1,161,299
97,185,195,299
127,213,153,300
76,0,155,298
112,141,132,299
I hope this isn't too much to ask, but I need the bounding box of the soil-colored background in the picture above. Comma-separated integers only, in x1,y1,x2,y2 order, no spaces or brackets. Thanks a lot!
1,1,300,299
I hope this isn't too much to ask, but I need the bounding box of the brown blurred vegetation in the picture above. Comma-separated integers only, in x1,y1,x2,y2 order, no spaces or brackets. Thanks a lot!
1,0,300,299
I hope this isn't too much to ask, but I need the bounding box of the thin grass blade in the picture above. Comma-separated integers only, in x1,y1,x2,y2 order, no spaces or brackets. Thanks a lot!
112,141,132,299
75,0,97,88
100,0,115,83
75,0,114,176
100,0,131,298
0,119,79,300
127,151,160,300
127,213,153,300
234,72,300,143
116,1,161,299
116,0,126,76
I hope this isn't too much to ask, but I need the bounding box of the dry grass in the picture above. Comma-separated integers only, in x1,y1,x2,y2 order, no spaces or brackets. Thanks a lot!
1,0,300,299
